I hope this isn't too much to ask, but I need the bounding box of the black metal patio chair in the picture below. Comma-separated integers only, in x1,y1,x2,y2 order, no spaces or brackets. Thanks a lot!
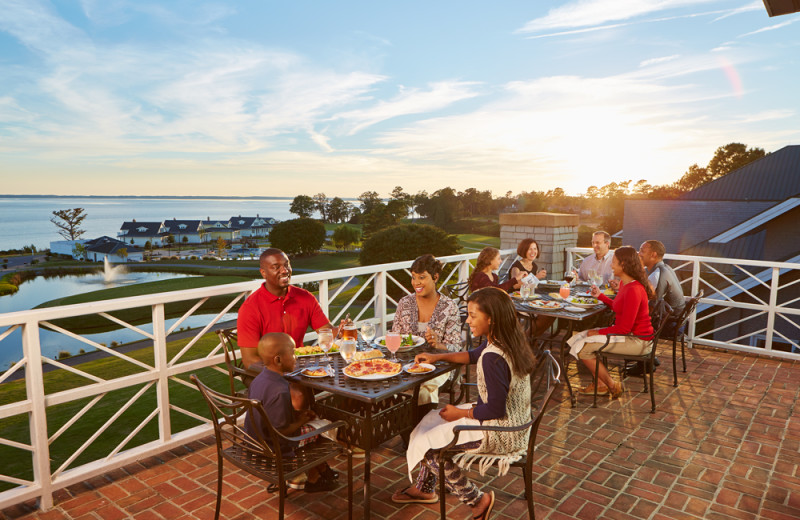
437,349,561,519
191,374,353,520
665,290,704,387
592,299,673,413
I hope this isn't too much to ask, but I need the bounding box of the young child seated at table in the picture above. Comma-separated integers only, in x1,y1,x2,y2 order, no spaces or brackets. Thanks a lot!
244,332,339,492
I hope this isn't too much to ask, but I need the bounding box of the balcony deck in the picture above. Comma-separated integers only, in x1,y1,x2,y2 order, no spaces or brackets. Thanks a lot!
2,340,799,520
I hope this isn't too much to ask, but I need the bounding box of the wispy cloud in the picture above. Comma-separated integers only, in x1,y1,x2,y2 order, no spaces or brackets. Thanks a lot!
333,81,482,135
738,18,800,38
516,0,718,34
640,55,680,67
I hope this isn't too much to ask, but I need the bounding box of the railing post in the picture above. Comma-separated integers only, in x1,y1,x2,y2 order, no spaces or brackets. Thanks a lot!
688,259,701,348
458,259,470,283
318,280,329,318
764,267,780,352
375,270,387,335
24,321,53,510
153,303,171,442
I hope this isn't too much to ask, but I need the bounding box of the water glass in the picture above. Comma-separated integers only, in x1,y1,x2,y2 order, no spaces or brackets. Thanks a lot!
520,283,531,299
318,327,334,362
360,321,376,346
340,339,357,364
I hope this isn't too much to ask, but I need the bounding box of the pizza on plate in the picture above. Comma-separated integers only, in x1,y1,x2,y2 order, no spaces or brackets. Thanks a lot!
302,367,327,377
530,300,564,309
344,359,401,377
406,363,433,374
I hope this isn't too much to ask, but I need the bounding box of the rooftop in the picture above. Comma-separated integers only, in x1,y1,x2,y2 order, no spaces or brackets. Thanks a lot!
2,341,798,520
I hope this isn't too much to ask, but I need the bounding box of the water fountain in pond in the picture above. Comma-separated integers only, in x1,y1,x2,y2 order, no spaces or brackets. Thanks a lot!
102,256,128,283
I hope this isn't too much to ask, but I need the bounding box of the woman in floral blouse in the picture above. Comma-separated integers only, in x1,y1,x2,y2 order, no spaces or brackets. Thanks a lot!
392,254,462,414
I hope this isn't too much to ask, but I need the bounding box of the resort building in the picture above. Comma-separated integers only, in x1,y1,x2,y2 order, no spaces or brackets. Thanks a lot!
161,219,203,245
227,215,275,238
117,221,166,247
199,218,240,243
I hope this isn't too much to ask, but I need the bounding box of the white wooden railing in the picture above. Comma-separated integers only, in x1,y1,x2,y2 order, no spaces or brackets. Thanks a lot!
567,247,800,359
0,251,513,511
1,247,798,512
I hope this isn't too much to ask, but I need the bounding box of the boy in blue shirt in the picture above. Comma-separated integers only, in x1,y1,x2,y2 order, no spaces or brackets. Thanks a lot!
245,332,338,492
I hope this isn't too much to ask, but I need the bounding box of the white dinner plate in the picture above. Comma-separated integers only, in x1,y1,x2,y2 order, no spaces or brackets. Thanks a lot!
375,334,425,352
343,368,402,380
300,366,332,378
565,296,601,308
526,300,566,310
403,362,435,375
564,306,587,313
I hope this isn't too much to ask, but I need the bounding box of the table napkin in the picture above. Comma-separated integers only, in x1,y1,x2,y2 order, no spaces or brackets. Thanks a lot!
406,404,483,482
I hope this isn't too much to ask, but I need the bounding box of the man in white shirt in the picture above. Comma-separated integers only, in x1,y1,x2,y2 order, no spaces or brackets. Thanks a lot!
577,231,614,284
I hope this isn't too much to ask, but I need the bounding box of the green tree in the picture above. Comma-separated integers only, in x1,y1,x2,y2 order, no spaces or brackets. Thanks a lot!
327,197,351,223
118,248,128,262
358,191,383,214
289,195,315,218
165,234,175,255
362,203,398,237
332,225,361,251
72,242,87,261
51,208,87,240
182,235,189,245
269,218,326,256
216,236,226,257
313,193,329,222
359,224,460,266
707,143,765,180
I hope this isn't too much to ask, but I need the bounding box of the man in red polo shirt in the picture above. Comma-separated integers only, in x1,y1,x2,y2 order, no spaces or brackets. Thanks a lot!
237,248,337,370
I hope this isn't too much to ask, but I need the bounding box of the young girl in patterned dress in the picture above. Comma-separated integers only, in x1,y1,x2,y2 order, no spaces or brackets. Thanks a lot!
391,287,536,520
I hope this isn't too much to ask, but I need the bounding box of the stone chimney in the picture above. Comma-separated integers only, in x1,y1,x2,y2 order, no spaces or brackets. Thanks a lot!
499,212,579,277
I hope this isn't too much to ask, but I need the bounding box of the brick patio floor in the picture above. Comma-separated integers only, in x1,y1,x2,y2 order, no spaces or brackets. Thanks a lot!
2,342,799,520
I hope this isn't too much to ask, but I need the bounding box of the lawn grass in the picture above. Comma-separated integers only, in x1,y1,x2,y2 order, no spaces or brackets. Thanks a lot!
34,276,252,334
0,331,233,492
458,233,501,252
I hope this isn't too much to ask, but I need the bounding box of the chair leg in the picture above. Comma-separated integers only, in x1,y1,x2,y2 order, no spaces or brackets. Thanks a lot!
525,462,535,520
439,454,447,520
649,367,656,413
681,335,687,372
347,452,353,520
672,336,678,387
592,357,599,408
214,457,223,520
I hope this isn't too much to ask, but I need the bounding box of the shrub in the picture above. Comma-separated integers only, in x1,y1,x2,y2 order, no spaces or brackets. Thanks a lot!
359,223,460,266
269,218,326,256
57,350,72,360
31,259,38,265
78,349,85,354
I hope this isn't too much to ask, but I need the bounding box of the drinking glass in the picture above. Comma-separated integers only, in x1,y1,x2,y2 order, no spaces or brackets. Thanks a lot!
318,327,334,362
385,332,401,362
360,321,376,347
520,283,531,299
340,339,357,364
342,322,358,341
559,283,571,299
564,270,574,284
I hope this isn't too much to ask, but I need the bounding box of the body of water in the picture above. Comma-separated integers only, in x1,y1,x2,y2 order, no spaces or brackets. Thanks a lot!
0,195,305,252
0,270,240,368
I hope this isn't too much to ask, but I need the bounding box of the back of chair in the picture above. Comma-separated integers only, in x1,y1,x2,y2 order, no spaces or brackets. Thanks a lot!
649,299,673,345
673,289,704,331
216,328,249,395
527,350,561,454
191,374,282,460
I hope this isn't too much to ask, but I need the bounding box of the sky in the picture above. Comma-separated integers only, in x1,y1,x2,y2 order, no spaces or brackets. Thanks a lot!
1,1,798,198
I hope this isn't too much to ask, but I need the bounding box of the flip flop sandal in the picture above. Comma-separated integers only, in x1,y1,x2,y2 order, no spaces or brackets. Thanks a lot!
391,486,438,504
473,490,495,520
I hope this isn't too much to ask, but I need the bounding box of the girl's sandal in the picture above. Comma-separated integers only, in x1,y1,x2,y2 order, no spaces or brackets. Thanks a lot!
473,490,495,520
610,383,625,399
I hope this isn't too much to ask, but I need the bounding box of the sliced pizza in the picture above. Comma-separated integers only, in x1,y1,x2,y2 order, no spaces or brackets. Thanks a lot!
344,359,401,378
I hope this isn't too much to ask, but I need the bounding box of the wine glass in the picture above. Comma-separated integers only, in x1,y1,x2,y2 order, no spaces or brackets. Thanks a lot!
564,270,574,284
318,327,333,362
360,321,376,347
339,338,357,364
385,331,401,362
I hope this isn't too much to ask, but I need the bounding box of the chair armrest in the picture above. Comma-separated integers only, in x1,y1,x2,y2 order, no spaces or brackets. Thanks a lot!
282,419,348,443
596,332,653,353
442,420,533,451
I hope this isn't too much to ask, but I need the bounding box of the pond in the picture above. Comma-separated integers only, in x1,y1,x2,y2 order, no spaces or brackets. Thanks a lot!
0,271,236,369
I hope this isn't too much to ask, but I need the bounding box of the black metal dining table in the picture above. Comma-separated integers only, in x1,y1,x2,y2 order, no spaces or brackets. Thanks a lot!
285,346,458,517
513,283,610,405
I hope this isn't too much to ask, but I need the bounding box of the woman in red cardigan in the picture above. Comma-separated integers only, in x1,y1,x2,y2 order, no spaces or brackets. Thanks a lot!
468,247,525,293
567,246,654,398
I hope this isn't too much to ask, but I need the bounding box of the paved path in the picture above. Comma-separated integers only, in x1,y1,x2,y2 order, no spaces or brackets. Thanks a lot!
2,341,799,520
